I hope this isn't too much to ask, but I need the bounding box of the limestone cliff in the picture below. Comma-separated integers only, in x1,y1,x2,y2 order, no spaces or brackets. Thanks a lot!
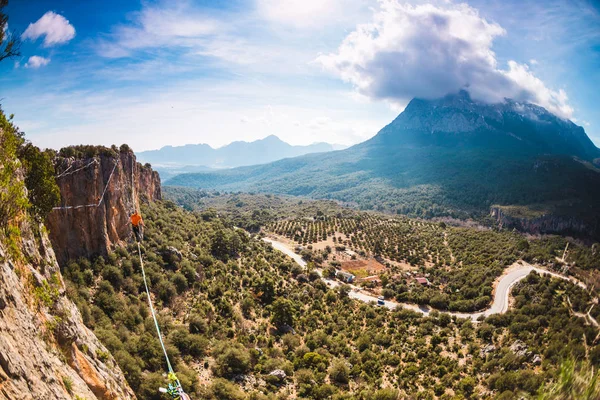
0,145,135,398
47,149,161,265
490,206,598,238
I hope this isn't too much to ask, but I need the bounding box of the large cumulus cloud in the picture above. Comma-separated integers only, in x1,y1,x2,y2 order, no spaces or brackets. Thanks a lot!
317,1,573,118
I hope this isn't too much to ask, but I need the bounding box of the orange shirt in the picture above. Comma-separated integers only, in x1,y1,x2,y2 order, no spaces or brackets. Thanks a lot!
130,213,143,227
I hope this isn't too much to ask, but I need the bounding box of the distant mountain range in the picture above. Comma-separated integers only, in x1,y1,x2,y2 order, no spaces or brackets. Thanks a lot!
166,91,600,238
137,135,346,180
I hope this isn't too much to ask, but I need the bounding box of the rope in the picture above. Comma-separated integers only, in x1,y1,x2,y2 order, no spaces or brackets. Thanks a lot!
54,153,188,397
131,155,137,214
56,159,99,178
52,159,119,211
137,242,175,374
55,163,74,178
137,242,189,399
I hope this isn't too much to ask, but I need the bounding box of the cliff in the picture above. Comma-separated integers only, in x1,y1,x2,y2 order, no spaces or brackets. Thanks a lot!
47,149,161,265
0,136,135,398
490,205,599,239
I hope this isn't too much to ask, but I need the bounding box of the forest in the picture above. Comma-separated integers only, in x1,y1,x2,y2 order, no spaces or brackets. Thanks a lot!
58,199,600,399
165,189,600,312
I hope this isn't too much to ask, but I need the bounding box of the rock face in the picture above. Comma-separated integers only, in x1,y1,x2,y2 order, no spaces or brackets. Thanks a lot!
46,149,161,265
490,206,594,237
376,90,600,160
0,207,135,399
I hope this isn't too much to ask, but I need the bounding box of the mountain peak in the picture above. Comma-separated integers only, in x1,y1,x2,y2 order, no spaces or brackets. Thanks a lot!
138,135,338,169
261,134,285,143
374,91,599,160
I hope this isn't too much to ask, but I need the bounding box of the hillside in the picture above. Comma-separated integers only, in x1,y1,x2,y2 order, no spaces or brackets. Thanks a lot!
166,91,600,238
137,135,344,173
60,199,600,399
3,104,599,398
0,110,135,399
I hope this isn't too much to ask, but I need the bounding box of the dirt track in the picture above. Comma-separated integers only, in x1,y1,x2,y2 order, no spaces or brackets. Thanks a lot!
263,237,591,322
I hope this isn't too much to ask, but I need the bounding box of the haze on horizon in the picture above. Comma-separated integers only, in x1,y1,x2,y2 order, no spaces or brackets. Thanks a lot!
1,0,599,152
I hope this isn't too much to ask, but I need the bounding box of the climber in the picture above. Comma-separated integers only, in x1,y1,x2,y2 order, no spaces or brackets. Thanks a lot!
130,211,144,242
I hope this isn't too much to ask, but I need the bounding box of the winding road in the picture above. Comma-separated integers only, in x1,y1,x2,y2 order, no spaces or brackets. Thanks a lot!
263,237,589,322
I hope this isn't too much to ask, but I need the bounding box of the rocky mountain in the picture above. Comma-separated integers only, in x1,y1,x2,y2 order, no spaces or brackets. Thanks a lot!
0,221,135,400
137,135,344,171
166,91,600,238
47,147,161,266
368,90,599,160
0,129,136,398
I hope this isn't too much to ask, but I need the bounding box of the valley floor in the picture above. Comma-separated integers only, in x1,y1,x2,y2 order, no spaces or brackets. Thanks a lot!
262,236,596,324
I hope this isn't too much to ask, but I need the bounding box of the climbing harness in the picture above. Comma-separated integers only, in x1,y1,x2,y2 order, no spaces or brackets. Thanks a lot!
137,242,189,399
159,372,191,399
52,159,119,211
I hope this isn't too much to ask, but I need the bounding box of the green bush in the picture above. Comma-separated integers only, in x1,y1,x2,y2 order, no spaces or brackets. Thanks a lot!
18,143,59,219
213,341,251,377
0,107,28,226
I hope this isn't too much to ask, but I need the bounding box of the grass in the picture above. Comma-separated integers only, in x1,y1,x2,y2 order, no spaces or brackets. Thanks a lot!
62,375,74,395
537,359,600,400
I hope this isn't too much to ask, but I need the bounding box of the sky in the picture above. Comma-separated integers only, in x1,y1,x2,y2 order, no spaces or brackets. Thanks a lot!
1,0,599,152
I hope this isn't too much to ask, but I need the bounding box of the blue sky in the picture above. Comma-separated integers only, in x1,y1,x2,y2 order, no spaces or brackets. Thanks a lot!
1,0,599,152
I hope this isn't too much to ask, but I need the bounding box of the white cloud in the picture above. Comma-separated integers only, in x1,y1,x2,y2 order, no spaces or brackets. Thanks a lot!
22,11,75,47
255,0,372,29
5,79,389,151
96,1,317,75
502,61,573,118
317,1,573,118
257,0,343,28
97,3,220,57
24,55,51,69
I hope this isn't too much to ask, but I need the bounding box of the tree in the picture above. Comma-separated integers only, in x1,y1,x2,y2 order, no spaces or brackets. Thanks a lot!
0,0,21,62
329,359,349,384
271,297,295,329
459,376,477,397
0,108,28,226
213,342,251,377
210,378,246,400
256,276,276,304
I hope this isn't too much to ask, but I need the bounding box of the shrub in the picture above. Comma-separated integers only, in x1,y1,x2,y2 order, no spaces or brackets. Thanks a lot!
210,378,245,400
329,360,350,384
213,341,251,377
62,376,73,394
18,143,59,219
0,108,28,226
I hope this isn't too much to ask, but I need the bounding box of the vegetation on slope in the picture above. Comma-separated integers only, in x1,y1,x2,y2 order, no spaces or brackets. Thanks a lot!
166,190,600,312
61,199,600,399
0,107,59,258
165,94,600,238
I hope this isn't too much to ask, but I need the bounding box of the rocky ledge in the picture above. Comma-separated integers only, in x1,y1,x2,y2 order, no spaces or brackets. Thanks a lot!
46,148,161,266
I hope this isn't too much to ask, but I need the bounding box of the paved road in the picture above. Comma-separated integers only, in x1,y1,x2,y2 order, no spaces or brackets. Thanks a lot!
263,237,587,321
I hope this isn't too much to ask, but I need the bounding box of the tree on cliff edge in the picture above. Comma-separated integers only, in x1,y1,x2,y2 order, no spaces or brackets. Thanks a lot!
1,0,21,62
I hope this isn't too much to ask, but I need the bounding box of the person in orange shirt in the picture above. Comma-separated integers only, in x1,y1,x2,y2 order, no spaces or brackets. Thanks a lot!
130,212,144,242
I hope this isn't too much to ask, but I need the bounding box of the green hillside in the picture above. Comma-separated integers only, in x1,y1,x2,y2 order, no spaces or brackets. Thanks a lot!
62,199,600,399
166,93,600,238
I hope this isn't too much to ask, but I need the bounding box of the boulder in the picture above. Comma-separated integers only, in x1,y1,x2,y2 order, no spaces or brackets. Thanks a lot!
268,369,287,381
